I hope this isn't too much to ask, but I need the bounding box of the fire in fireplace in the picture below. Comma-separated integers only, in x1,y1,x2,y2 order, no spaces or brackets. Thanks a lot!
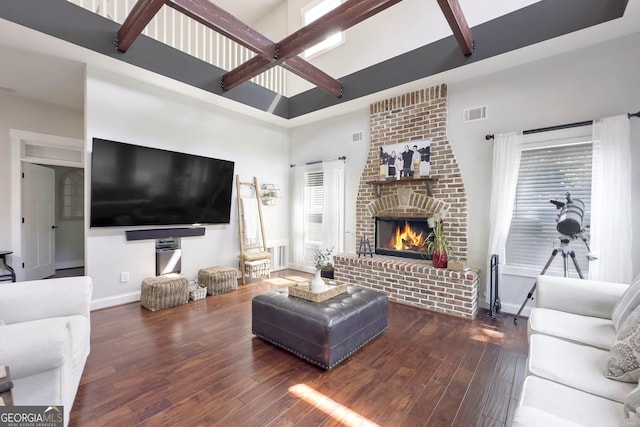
375,217,433,260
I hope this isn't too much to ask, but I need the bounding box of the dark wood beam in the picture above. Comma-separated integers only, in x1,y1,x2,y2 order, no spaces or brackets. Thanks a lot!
277,0,401,60
117,0,167,52
166,0,275,58
283,58,343,97
437,0,474,56
167,0,342,96
223,0,401,92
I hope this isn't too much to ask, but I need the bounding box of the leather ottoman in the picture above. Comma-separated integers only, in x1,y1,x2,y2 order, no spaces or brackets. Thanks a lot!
251,285,388,369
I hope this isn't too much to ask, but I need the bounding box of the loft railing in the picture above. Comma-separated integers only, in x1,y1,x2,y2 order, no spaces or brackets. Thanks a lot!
68,0,286,95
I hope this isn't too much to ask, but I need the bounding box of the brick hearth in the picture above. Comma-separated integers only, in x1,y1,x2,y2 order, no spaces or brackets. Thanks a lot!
334,254,479,319
335,83,479,318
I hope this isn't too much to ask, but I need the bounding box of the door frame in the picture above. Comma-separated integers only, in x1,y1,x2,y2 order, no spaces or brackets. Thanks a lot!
10,129,84,282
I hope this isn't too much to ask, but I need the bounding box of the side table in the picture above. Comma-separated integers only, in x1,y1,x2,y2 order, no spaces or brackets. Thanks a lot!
0,251,16,283
0,366,13,406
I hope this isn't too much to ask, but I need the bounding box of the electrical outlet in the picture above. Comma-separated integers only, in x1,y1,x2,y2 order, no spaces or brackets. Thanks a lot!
120,272,129,283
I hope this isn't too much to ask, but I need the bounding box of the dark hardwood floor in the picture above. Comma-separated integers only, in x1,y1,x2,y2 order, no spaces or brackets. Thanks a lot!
70,270,528,426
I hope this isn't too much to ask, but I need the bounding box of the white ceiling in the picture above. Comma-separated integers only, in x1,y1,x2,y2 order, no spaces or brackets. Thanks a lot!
212,0,285,27
0,0,638,123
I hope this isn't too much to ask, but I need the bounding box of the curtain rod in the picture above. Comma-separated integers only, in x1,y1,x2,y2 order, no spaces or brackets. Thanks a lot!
290,156,346,168
485,111,640,140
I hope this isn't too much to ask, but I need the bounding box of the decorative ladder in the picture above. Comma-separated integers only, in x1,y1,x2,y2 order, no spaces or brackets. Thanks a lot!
236,176,271,284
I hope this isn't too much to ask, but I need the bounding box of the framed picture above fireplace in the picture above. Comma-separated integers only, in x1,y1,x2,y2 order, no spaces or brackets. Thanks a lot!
379,139,431,180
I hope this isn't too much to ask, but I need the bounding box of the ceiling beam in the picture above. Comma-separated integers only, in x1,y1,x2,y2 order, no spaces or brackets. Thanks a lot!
277,0,401,60
167,0,342,97
223,0,401,93
116,0,167,52
437,0,474,56
166,0,275,58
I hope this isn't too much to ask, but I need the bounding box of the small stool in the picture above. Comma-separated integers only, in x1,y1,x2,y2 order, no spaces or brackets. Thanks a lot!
244,258,270,279
141,275,189,311
198,267,238,295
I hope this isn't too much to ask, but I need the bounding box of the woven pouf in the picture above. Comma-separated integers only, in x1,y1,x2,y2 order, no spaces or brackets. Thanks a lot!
141,275,189,311
198,267,238,295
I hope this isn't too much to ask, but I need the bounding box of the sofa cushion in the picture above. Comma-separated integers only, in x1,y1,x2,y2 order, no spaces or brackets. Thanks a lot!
512,406,582,427
528,307,616,350
516,376,624,427
0,318,67,378
608,304,640,382
623,382,640,426
528,334,635,403
67,315,91,372
613,274,640,332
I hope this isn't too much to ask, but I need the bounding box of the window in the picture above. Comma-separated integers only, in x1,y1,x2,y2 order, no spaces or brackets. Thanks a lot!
292,160,345,270
505,135,592,278
302,0,344,59
60,169,84,220
303,170,325,263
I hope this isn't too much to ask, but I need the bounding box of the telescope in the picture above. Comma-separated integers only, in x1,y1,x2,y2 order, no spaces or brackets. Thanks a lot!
514,192,595,324
550,192,586,237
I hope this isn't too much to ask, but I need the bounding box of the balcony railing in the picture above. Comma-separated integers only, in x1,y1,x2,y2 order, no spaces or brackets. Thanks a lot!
68,0,286,94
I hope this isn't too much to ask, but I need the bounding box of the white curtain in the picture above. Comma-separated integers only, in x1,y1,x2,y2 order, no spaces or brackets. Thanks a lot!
589,115,632,283
487,132,523,273
291,165,307,268
322,159,345,253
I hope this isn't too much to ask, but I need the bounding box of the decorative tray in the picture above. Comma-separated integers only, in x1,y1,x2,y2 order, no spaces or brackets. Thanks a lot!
288,281,347,303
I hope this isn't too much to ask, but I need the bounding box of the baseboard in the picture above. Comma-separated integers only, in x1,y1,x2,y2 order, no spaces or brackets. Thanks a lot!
91,291,140,311
55,260,84,270
499,301,532,318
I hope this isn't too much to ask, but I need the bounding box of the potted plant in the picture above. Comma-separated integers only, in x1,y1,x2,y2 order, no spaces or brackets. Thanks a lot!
426,213,451,268
312,247,334,292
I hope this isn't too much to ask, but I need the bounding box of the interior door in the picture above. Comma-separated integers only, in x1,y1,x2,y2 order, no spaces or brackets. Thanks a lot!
22,163,56,280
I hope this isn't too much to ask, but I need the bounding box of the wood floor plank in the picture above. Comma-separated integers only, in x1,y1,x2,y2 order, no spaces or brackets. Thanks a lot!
69,270,528,426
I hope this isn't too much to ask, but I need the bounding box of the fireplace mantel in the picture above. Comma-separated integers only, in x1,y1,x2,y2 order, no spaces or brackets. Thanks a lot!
366,176,440,197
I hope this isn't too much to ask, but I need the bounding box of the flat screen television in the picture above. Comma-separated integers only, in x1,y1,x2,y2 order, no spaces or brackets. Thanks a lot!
90,138,235,228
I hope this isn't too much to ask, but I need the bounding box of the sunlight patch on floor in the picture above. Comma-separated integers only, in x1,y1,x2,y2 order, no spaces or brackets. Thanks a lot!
264,277,296,285
289,383,380,426
284,275,310,283
471,327,505,342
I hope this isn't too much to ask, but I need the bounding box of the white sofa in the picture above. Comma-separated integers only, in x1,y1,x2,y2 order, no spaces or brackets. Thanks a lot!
513,275,640,427
0,276,92,427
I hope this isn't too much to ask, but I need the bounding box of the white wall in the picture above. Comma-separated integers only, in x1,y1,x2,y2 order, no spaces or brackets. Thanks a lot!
0,94,83,269
288,33,640,313
448,32,640,314
284,0,539,96
253,1,289,40
289,108,369,255
85,67,290,307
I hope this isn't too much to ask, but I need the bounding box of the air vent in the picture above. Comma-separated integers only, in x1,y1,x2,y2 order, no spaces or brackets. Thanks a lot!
463,105,488,123
351,131,364,143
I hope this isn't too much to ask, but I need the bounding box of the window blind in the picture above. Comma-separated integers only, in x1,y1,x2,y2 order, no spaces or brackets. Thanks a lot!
304,171,324,262
505,142,592,276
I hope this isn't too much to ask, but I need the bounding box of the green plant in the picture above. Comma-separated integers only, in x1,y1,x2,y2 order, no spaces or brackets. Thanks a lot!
425,214,452,255
313,247,334,271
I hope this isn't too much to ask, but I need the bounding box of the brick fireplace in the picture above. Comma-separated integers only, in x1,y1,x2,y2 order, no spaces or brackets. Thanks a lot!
333,84,479,318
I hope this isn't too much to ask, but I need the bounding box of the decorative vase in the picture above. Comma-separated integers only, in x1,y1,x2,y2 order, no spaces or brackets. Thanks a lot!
432,250,448,268
311,270,327,292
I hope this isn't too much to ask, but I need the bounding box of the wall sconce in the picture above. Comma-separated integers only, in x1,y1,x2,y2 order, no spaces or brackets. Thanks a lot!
260,184,282,206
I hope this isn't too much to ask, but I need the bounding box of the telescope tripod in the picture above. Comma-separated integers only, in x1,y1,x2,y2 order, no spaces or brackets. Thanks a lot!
513,238,584,324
